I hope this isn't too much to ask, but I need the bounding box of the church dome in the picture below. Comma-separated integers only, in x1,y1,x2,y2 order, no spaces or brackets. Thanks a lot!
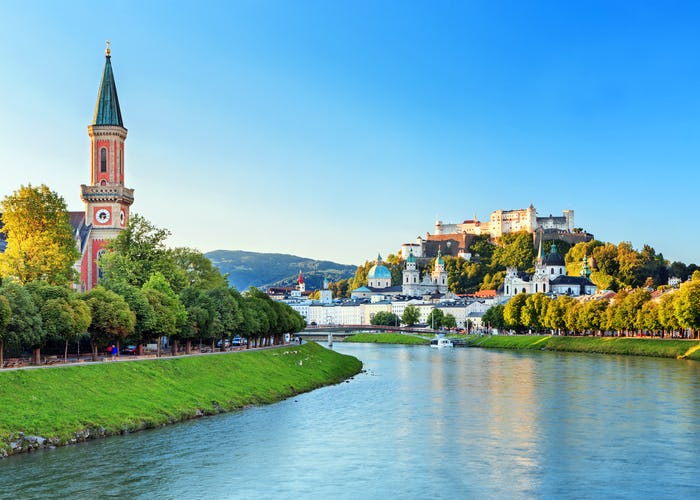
544,244,565,267
368,253,392,279
368,263,392,279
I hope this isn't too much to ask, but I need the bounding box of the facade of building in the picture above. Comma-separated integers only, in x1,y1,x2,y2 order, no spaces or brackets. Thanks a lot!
502,242,596,297
401,248,449,297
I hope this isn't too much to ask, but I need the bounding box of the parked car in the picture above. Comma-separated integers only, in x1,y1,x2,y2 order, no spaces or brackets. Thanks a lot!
121,345,138,355
232,336,243,346
216,339,230,348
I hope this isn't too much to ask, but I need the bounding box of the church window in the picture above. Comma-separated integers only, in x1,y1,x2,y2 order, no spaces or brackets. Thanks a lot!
535,284,538,292
543,284,546,292
560,269,563,274
550,268,554,275
100,148,107,172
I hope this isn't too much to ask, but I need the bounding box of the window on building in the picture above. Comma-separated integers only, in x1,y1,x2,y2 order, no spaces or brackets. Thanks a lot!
100,148,107,172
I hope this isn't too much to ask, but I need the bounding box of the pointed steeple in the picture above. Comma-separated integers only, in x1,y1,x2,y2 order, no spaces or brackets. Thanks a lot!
581,253,591,278
93,41,124,127
536,231,545,265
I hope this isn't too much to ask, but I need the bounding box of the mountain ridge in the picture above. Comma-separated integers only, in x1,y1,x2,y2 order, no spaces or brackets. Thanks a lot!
205,249,357,291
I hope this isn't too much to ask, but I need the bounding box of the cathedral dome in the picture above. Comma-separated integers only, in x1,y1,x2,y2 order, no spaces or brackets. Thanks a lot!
368,263,392,279
368,253,392,279
544,244,565,267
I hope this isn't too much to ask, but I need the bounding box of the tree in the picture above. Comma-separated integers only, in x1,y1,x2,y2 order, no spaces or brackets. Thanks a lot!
675,280,700,338
492,232,535,271
503,294,528,332
0,184,79,285
41,296,91,362
426,308,445,329
401,305,420,326
521,293,551,332
100,214,183,290
443,314,457,329
483,304,505,332
141,273,187,356
0,282,43,363
83,286,136,360
371,311,399,326
170,247,228,291
0,295,11,367
107,282,155,353
544,295,575,334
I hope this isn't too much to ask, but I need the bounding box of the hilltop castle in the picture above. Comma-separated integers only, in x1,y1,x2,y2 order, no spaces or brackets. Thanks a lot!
402,205,592,261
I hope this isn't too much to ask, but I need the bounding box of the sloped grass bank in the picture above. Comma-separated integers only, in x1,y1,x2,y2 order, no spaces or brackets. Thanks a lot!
0,342,362,457
465,335,700,360
344,333,429,345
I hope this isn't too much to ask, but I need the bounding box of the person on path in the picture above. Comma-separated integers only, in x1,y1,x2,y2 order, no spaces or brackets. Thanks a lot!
111,345,118,360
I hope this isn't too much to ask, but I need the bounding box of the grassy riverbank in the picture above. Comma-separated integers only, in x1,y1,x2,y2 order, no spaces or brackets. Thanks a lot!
344,333,429,345
465,335,700,360
0,342,362,457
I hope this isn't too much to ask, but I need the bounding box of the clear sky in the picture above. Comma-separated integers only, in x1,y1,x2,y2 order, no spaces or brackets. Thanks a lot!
1,1,699,266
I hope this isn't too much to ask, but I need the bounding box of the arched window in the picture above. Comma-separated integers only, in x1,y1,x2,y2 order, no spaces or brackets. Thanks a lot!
100,148,107,172
543,284,547,292
550,268,554,275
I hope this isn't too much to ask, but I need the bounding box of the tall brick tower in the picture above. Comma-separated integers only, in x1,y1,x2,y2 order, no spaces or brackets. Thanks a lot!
79,42,134,290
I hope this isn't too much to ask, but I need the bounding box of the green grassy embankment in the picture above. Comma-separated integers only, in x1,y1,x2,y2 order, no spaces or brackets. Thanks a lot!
0,342,362,457
344,333,429,345
465,335,700,360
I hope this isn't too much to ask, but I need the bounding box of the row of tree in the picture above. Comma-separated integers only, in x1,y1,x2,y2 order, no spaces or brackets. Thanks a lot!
369,306,458,330
0,185,306,365
481,272,700,338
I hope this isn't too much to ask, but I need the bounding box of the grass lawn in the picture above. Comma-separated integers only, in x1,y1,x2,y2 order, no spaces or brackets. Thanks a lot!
0,342,361,454
344,333,429,345
465,335,700,360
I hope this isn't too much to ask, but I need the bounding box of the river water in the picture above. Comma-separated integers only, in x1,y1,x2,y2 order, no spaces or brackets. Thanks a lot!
2,343,700,499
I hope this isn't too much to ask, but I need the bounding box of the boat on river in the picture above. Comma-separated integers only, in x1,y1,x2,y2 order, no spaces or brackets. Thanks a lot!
430,335,454,348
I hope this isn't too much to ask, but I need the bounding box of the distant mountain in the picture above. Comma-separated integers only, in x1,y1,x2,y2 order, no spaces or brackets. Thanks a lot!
205,250,357,292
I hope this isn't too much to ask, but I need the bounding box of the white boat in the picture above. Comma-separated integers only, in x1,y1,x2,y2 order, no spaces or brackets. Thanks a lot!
430,336,454,348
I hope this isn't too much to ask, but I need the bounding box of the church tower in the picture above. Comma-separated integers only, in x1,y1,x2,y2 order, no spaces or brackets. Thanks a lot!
79,42,134,290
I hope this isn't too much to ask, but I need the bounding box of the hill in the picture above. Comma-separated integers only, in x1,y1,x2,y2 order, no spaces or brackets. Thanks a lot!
205,250,357,291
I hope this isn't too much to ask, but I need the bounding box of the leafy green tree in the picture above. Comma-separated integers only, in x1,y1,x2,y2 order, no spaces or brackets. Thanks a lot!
492,232,535,271
171,247,227,291
544,295,575,334
675,280,700,338
0,184,79,285
100,214,184,290
443,314,457,329
658,292,680,336
328,279,350,299
482,304,506,332
0,282,43,363
0,295,11,367
107,282,155,353
578,299,608,335
521,293,551,332
503,294,528,332
426,308,445,329
83,286,136,360
41,296,91,362
401,305,420,326
142,273,187,356
370,311,399,326
480,271,505,291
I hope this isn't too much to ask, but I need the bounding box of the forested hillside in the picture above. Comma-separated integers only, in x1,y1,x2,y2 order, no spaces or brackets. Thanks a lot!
205,250,356,291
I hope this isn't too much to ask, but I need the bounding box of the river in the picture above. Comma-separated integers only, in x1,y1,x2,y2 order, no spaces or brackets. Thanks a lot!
2,342,699,499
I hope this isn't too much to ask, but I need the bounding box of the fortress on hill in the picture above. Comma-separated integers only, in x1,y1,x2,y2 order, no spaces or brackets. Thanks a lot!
401,205,593,261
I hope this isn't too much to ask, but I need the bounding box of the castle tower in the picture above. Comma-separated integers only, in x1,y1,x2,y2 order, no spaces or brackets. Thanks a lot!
79,42,134,290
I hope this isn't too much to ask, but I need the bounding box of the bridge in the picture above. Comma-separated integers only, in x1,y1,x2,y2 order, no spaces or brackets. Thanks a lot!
301,325,439,335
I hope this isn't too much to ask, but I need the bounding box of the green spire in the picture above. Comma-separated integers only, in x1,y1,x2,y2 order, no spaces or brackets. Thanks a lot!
436,247,444,265
581,253,591,278
93,42,123,127
407,248,416,263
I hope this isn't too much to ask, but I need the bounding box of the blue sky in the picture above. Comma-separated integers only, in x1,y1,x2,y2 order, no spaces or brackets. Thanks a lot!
1,1,699,265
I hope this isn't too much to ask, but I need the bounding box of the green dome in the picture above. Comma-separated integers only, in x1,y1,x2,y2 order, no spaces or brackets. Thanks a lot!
368,264,392,279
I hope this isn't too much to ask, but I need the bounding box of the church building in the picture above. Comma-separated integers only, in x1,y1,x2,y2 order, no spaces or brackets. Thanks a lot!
76,43,134,290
